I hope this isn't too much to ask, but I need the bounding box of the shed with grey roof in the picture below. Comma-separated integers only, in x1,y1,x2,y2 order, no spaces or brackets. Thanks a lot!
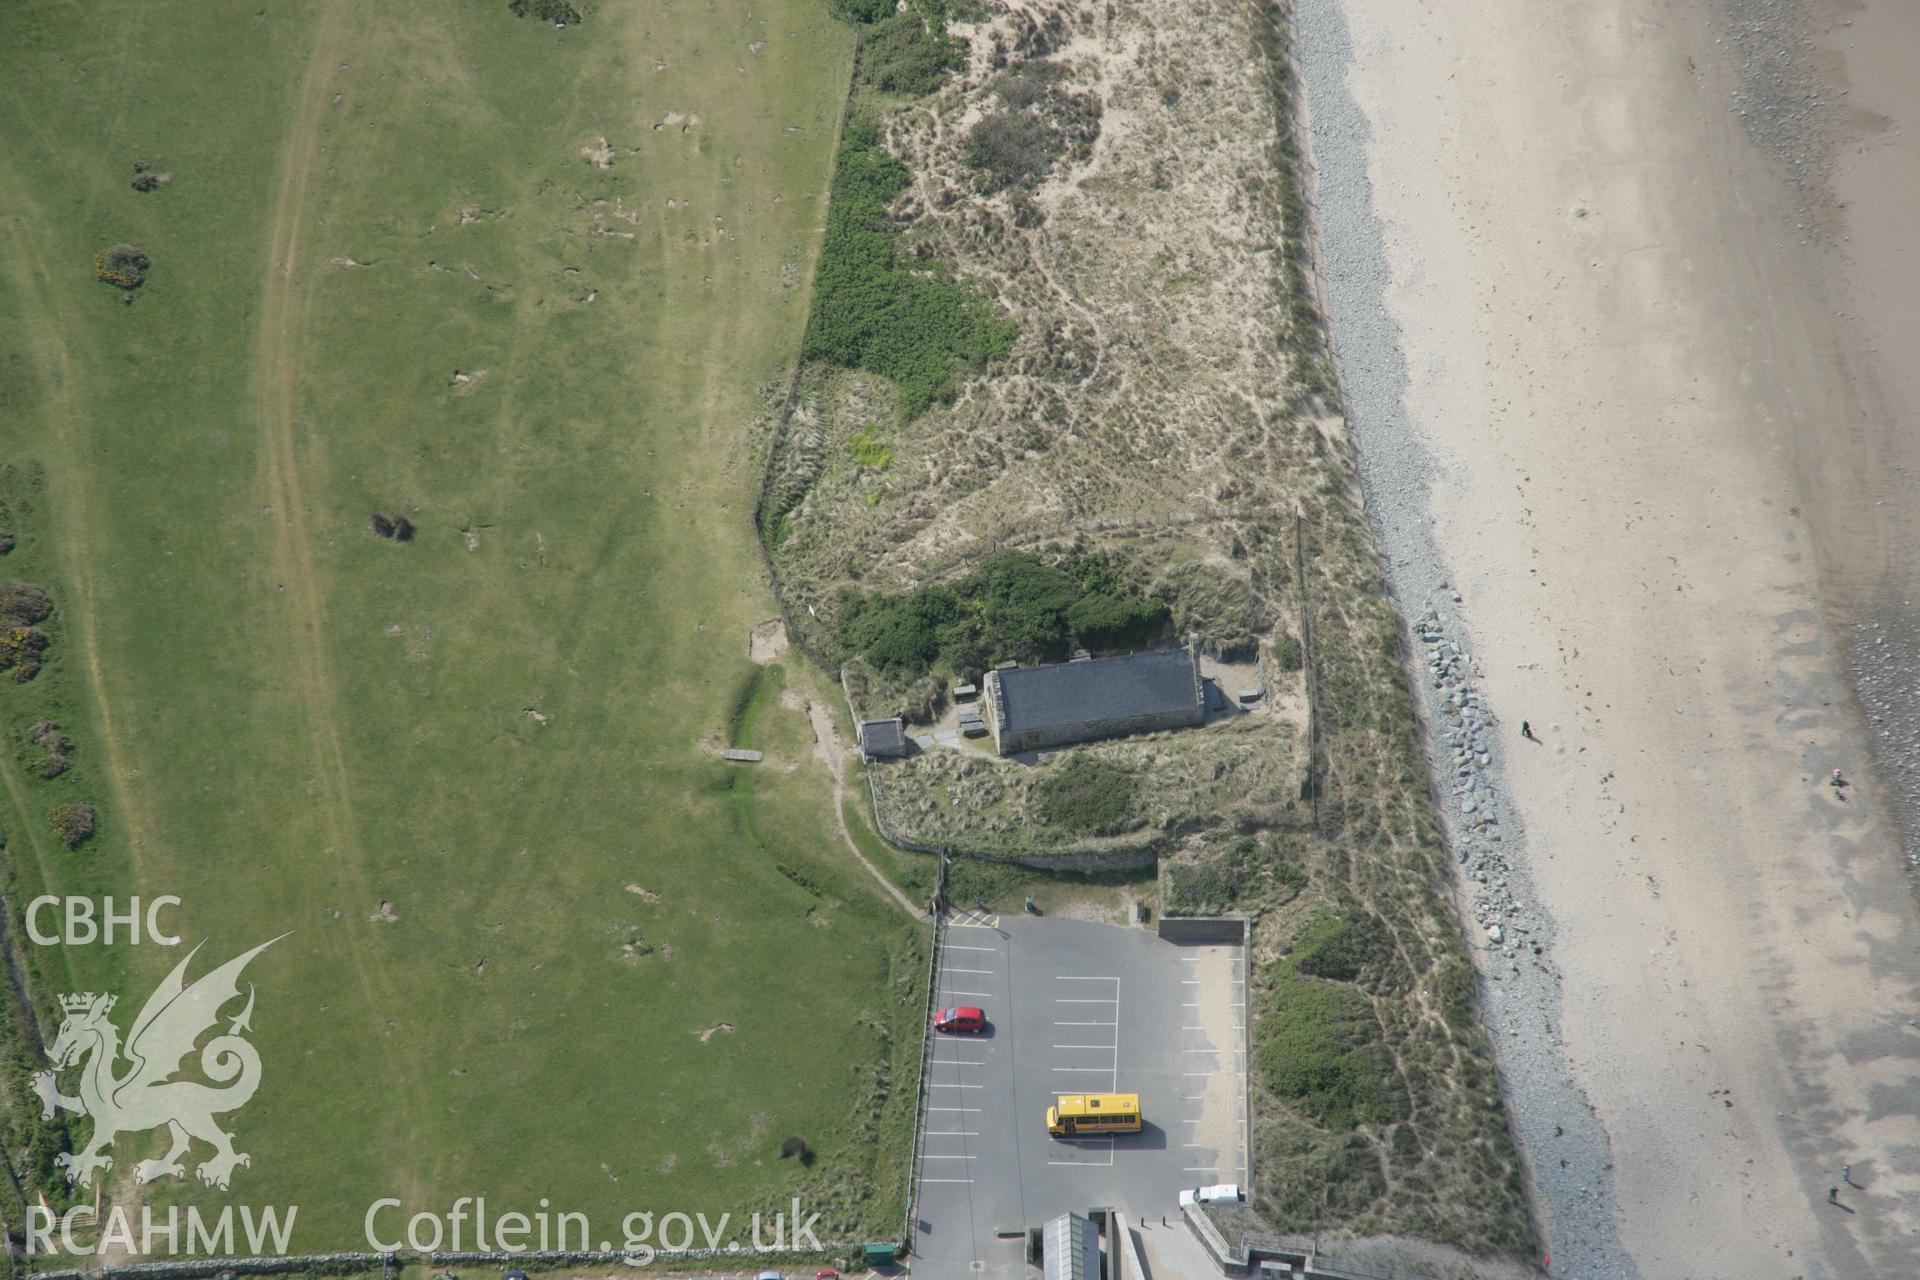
858,717,909,760
982,644,1204,756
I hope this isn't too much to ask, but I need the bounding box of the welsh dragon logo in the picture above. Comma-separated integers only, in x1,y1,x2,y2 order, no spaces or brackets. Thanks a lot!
32,936,285,1190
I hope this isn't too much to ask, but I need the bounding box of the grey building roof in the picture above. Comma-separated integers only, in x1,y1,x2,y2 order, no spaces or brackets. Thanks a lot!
1043,1214,1100,1280
859,717,907,754
995,647,1198,737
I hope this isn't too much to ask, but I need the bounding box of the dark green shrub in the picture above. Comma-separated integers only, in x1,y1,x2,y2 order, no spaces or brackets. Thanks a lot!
1286,909,1376,982
1254,976,1391,1129
1033,758,1136,835
508,0,584,22
828,0,896,20
978,552,1076,659
965,111,1055,191
804,116,1015,417
1065,557,1168,650
838,551,1170,675
842,586,964,671
859,11,962,95
964,62,1101,192
1273,630,1303,671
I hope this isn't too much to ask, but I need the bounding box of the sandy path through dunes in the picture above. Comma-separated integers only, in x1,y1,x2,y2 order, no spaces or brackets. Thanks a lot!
1299,0,1920,1276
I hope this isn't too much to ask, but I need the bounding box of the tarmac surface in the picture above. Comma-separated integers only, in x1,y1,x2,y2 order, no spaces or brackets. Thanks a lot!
911,915,1247,1280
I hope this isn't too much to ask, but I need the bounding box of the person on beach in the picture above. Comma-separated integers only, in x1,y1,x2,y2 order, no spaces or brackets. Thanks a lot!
1831,769,1848,789
1521,721,1536,741
1828,1186,1840,1205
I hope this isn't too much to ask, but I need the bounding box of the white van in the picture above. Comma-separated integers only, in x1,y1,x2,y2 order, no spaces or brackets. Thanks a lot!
1177,1183,1245,1207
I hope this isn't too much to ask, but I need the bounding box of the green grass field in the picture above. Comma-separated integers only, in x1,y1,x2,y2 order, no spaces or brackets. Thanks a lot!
0,0,926,1251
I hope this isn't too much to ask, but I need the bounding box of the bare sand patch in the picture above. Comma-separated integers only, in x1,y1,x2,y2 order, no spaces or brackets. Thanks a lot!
747,618,789,664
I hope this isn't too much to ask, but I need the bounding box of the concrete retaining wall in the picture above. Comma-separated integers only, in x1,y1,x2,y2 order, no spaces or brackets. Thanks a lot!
1157,915,1251,944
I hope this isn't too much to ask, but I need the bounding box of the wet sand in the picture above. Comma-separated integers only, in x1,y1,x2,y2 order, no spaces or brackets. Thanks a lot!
1298,0,1920,1276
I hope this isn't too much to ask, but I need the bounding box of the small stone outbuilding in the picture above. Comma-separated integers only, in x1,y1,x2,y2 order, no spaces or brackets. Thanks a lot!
858,717,909,760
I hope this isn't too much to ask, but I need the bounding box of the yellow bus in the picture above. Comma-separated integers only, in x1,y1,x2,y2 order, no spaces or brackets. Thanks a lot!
1046,1092,1143,1137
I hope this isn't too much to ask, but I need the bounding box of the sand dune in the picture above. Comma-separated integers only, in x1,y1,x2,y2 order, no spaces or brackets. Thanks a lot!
1299,0,1920,1276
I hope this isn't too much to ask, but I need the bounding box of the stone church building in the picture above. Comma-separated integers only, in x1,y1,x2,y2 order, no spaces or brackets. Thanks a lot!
981,644,1205,756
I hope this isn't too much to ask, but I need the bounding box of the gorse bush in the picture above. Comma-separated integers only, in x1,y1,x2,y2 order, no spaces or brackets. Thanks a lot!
1033,757,1137,835
22,720,73,779
0,626,49,682
0,581,52,626
804,116,1015,417
93,244,149,289
49,802,96,849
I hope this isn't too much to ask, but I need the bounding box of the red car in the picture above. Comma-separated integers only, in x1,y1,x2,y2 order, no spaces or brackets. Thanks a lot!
935,1005,987,1034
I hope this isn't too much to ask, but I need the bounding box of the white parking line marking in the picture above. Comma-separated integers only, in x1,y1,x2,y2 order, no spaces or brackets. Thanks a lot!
945,944,999,951
1181,1072,1214,1077
927,1107,981,1112
919,1178,974,1184
1056,975,1119,981
1056,998,1117,1003
926,1131,979,1136
922,1154,977,1159
1052,1067,1110,1072
1181,1096,1205,1101
1182,1048,1218,1053
1183,1167,1217,1173
929,1083,983,1089
1055,1021,1117,1026
1054,1044,1115,1050
933,1060,985,1067
943,990,993,997
947,968,995,975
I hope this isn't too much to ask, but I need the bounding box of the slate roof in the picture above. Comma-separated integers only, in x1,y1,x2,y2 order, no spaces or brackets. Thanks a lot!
859,717,908,754
995,647,1198,736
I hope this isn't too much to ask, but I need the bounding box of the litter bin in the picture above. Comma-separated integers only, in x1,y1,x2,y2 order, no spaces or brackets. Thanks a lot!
863,1243,896,1268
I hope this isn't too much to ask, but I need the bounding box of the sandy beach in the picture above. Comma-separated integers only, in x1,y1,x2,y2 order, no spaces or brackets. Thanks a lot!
1298,0,1920,1277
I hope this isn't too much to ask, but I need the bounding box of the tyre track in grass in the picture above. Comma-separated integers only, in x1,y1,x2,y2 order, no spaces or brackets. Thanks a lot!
252,0,361,893
248,0,433,1200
